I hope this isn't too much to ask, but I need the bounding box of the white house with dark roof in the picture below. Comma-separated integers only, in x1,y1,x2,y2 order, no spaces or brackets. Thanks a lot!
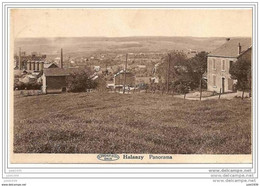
207,38,252,93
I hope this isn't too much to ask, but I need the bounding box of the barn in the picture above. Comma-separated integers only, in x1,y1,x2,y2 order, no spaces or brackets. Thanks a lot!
41,68,70,94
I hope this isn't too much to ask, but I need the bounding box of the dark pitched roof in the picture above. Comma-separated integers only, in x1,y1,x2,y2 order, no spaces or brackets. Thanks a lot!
208,38,252,58
237,46,252,58
114,70,134,77
43,68,81,76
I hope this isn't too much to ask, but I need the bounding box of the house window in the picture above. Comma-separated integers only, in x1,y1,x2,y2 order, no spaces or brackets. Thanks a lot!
222,60,225,71
212,59,216,70
213,75,216,87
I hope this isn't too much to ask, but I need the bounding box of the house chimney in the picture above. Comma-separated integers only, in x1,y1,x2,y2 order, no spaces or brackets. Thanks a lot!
238,43,242,55
60,48,63,68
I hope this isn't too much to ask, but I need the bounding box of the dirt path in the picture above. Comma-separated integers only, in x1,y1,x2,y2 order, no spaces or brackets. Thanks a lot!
174,92,239,101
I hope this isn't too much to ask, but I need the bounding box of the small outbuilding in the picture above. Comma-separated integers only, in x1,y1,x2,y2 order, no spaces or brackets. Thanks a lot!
41,68,70,94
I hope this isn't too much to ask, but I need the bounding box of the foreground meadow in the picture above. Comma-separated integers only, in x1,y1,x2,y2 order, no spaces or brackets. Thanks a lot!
13,92,251,154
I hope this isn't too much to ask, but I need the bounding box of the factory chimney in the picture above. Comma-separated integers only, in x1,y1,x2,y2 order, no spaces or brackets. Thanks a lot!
60,48,63,69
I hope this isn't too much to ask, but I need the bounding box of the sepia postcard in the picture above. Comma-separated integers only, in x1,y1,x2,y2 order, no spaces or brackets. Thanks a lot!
10,8,253,164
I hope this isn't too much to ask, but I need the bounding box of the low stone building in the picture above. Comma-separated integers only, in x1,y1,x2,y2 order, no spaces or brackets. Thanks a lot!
41,69,70,94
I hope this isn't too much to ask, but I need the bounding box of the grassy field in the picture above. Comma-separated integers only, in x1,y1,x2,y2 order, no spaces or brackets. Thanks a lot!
13,92,251,154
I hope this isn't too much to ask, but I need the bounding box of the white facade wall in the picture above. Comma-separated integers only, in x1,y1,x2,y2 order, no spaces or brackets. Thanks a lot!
207,56,237,93
42,74,47,94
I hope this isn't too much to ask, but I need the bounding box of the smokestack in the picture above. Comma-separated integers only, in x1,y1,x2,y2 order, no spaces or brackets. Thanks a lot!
238,43,242,55
61,48,63,69
19,47,21,70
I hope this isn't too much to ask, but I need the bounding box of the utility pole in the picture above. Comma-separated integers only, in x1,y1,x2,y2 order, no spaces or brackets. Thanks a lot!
199,75,202,101
166,53,171,94
123,53,128,94
19,47,21,70
60,48,63,69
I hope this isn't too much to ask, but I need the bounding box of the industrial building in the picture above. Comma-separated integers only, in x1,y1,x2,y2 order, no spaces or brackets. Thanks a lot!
14,49,47,71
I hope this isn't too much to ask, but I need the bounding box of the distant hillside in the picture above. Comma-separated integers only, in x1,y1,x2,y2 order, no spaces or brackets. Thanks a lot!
14,36,240,57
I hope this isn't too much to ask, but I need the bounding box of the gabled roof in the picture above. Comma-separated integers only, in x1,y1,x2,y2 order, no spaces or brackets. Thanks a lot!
237,46,252,58
208,38,252,58
114,70,134,77
43,68,82,76
43,68,70,76
44,63,59,69
43,67,94,77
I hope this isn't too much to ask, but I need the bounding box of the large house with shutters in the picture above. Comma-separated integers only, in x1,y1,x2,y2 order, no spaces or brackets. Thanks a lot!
207,38,252,93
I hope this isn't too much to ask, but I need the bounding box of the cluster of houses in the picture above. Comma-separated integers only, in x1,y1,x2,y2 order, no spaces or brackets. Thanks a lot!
14,38,252,95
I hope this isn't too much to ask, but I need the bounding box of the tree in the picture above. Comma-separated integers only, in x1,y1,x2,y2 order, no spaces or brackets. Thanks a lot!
157,51,188,92
229,57,251,99
183,51,208,90
173,79,190,99
66,69,97,92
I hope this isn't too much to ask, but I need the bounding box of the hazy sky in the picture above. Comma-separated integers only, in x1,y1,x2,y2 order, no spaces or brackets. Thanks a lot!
11,9,252,38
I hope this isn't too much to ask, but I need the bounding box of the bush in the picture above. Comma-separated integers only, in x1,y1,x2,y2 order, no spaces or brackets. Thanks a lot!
137,83,148,90
26,82,42,90
14,81,41,90
95,78,107,92
66,70,97,92
172,79,190,97
229,58,251,92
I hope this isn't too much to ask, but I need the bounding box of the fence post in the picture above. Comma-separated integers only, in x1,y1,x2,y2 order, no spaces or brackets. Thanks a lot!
199,78,202,101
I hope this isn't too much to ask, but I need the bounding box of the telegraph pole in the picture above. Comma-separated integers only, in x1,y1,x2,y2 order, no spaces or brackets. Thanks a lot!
123,53,128,94
166,53,171,93
60,48,63,69
19,47,21,70
199,76,202,101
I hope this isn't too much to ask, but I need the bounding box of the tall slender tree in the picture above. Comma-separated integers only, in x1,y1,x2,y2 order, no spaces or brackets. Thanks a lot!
229,57,251,99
